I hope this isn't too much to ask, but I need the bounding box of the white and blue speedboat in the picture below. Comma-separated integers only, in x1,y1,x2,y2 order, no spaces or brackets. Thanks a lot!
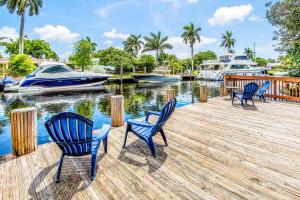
4,62,111,93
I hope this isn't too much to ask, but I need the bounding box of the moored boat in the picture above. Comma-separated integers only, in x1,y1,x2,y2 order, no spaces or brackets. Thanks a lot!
132,74,180,83
198,54,269,81
3,62,111,93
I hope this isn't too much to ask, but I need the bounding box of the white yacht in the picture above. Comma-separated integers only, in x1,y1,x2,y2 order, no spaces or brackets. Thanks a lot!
198,54,269,81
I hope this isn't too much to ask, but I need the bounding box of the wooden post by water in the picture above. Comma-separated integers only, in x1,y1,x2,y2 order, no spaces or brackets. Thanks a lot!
200,84,208,102
111,95,124,127
166,89,175,102
11,107,37,156
220,82,225,96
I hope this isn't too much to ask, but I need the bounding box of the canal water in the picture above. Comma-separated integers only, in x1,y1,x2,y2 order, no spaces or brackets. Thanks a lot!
0,81,221,155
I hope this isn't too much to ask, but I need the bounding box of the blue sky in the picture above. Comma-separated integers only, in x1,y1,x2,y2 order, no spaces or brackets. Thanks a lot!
0,0,278,59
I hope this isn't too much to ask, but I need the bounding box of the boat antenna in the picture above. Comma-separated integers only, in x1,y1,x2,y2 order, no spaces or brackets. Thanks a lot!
253,42,256,62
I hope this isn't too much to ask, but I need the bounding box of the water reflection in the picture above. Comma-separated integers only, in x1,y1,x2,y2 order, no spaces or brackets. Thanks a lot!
0,81,221,155
75,100,96,119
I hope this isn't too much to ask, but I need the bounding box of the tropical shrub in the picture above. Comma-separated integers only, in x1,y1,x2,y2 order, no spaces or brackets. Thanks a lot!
8,54,35,77
135,55,156,73
194,51,217,66
179,58,192,73
288,70,300,77
69,37,96,72
4,38,58,60
255,57,268,67
95,47,134,73
266,0,300,66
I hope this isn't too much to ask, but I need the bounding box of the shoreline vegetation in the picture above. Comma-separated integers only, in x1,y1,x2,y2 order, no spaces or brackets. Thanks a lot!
0,0,299,79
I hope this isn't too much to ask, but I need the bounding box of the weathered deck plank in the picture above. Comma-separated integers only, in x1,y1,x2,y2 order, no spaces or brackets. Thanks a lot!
1,97,300,200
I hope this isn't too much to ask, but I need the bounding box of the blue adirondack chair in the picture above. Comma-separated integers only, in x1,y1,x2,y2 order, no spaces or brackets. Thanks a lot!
123,98,177,157
232,83,259,107
257,80,270,102
45,112,110,182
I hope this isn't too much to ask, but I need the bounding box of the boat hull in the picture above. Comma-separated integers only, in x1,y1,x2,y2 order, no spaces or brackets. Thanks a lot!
20,76,108,87
198,69,269,81
4,79,108,93
132,74,180,83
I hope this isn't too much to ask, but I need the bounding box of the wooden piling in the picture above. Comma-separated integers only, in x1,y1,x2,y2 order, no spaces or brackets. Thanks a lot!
220,82,225,96
111,95,124,127
166,89,175,102
200,84,208,102
11,107,37,156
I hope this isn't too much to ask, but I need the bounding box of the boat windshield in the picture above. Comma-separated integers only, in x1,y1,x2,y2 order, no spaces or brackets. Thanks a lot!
230,65,250,69
41,65,73,74
234,56,249,60
28,67,43,76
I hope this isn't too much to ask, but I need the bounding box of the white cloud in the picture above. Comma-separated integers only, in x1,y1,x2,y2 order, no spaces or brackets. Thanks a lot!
103,29,129,40
160,0,198,11
33,25,80,43
208,4,253,26
248,15,264,22
166,35,218,58
0,26,18,41
94,1,130,19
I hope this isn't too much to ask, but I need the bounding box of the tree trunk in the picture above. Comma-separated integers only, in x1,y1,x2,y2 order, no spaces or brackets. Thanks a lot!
156,49,159,67
191,44,194,72
81,66,84,72
190,43,194,78
19,12,25,54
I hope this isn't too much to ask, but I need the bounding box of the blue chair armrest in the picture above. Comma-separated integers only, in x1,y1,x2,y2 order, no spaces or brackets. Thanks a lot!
92,124,110,141
233,91,243,94
145,111,160,122
127,119,153,127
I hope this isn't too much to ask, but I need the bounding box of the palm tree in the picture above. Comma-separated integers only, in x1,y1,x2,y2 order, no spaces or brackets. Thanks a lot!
123,34,143,73
220,31,236,53
123,34,144,57
86,37,97,51
244,48,254,59
142,31,173,66
181,23,201,73
0,0,43,54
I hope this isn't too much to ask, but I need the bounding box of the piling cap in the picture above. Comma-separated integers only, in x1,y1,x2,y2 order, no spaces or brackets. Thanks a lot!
111,95,124,99
11,107,37,113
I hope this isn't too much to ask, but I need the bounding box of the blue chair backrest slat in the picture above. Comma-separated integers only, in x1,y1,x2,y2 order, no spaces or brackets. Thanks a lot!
151,98,177,135
45,112,93,155
258,80,270,95
243,83,259,99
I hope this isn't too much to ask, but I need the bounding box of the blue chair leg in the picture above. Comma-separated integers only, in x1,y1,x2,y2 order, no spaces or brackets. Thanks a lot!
160,129,168,146
103,137,108,154
146,137,156,157
241,99,244,107
56,153,65,183
123,125,130,148
251,99,255,107
91,153,97,180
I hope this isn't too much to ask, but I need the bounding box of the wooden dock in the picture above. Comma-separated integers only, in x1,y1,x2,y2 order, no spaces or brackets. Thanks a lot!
1,97,300,199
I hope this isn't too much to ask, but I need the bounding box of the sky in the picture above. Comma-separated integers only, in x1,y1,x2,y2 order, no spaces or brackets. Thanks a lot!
0,0,279,60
